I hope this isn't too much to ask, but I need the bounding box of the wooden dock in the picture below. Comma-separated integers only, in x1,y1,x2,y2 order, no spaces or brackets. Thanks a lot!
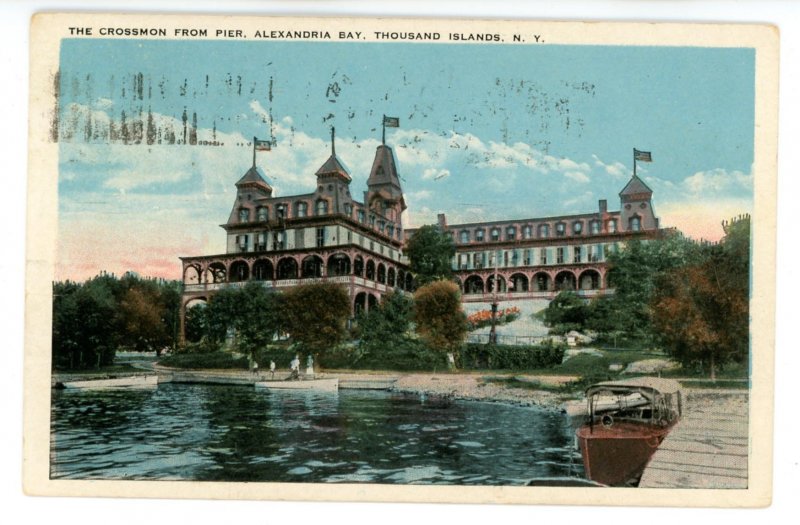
639,390,749,489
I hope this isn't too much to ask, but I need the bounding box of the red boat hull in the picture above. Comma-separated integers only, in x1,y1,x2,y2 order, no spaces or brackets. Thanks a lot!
576,421,673,486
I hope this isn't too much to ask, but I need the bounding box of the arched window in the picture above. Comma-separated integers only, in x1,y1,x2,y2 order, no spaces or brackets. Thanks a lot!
491,228,500,242
238,208,250,223
296,201,308,217
590,220,601,234
629,215,641,232
556,222,566,236
573,221,583,235
607,219,617,233
315,200,328,216
257,207,268,222
523,225,532,239
460,230,470,243
475,229,485,242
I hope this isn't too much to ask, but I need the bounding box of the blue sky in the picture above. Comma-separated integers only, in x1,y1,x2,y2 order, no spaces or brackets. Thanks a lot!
57,39,755,280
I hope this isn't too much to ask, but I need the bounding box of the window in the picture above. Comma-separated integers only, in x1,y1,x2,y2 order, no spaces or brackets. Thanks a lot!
503,251,510,266
629,216,641,232
573,246,582,263
237,234,248,252
315,200,328,216
272,232,284,250
506,226,516,240
590,220,601,235
276,205,285,220
388,225,394,238
538,224,550,238
523,249,531,265
378,220,385,233
347,230,353,242
239,208,250,223
557,247,565,264
475,229,485,242
370,215,376,227
491,228,500,242
540,249,548,265
344,203,352,215
358,210,365,223
460,230,470,244
256,232,266,251
473,253,482,269
523,225,532,239
556,222,566,237
316,228,325,248
573,221,583,235
257,207,268,222
296,202,308,217
607,219,617,233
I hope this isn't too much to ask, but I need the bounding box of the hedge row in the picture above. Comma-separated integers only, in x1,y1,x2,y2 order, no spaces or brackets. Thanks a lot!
459,341,566,370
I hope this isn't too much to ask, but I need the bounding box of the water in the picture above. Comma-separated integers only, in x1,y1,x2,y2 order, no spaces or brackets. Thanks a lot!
50,383,583,484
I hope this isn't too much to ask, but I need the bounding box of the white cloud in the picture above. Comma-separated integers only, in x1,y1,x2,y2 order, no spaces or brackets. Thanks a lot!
408,190,432,201
564,171,591,184
682,168,753,196
422,168,450,180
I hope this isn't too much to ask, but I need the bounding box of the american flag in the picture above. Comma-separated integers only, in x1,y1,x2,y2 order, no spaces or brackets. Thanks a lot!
634,148,652,162
383,116,400,128
255,138,272,151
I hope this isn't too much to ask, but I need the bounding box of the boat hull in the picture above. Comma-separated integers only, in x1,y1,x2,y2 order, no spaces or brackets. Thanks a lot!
255,378,339,392
60,375,159,390
576,421,672,486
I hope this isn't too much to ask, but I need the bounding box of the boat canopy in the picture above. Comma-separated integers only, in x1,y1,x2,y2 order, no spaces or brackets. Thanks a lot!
585,377,681,398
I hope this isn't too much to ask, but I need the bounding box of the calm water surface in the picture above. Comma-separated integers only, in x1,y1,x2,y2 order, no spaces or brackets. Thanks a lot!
51,383,583,484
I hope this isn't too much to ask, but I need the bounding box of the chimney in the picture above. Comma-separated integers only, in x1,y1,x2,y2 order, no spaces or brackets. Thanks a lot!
437,213,448,230
599,199,607,213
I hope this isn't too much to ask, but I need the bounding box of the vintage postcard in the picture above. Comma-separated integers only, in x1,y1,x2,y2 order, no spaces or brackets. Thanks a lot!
25,13,777,506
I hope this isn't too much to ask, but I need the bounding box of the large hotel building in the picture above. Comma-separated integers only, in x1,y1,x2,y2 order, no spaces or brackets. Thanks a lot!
179,131,663,330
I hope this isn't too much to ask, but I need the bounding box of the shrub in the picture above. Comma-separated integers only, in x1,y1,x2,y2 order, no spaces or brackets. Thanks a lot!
459,340,566,370
158,351,248,369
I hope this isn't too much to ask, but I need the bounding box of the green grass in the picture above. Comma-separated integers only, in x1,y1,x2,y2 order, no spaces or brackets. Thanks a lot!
677,379,749,389
158,352,249,370
52,364,143,375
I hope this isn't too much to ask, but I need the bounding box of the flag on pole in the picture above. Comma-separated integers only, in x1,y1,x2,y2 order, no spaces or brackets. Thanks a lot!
634,148,652,162
383,116,400,128
255,138,272,151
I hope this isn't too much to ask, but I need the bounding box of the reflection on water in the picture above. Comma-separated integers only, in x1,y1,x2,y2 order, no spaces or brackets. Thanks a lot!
51,384,583,484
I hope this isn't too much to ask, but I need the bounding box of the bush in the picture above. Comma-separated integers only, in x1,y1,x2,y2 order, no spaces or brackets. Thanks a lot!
459,340,566,370
325,339,445,371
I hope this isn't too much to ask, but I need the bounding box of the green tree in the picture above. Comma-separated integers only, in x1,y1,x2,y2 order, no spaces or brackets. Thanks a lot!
52,275,121,370
602,234,705,342
405,224,456,286
543,291,590,331
412,280,467,356
357,291,413,358
282,282,351,366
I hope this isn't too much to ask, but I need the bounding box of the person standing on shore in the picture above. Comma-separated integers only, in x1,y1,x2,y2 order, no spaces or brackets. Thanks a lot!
269,360,276,379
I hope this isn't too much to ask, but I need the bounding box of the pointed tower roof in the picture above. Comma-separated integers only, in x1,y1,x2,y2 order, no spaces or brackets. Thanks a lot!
367,145,402,191
315,126,351,182
236,166,273,193
619,174,653,197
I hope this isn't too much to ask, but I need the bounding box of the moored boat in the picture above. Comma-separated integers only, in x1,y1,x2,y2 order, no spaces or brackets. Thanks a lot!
255,378,339,392
575,377,682,486
58,374,159,390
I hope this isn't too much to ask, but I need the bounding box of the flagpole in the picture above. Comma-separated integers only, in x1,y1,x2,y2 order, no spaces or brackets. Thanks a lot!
252,136,256,168
382,114,386,146
633,148,636,177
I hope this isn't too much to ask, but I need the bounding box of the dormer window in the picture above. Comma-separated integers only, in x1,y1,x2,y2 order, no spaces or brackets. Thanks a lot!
239,208,250,223
460,230,470,243
590,220,601,234
257,207,268,222
523,225,532,239
491,228,500,242
370,215,376,227
378,220,386,233
607,219,617,233
629,215,642,232
538,224,550,238
506,226,516,240
276,205,285,219
358,210,365,223
475,229,485,242
388,225,395,238
573,221,583,235
296,202,308,218
556,222,566,237
344,203,352,216
316,199,328,216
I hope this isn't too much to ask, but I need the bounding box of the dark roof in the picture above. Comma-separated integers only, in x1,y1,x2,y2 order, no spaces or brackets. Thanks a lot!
619,175,653,196
315,154,351,181
236,166,272,189
367,145,402,190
